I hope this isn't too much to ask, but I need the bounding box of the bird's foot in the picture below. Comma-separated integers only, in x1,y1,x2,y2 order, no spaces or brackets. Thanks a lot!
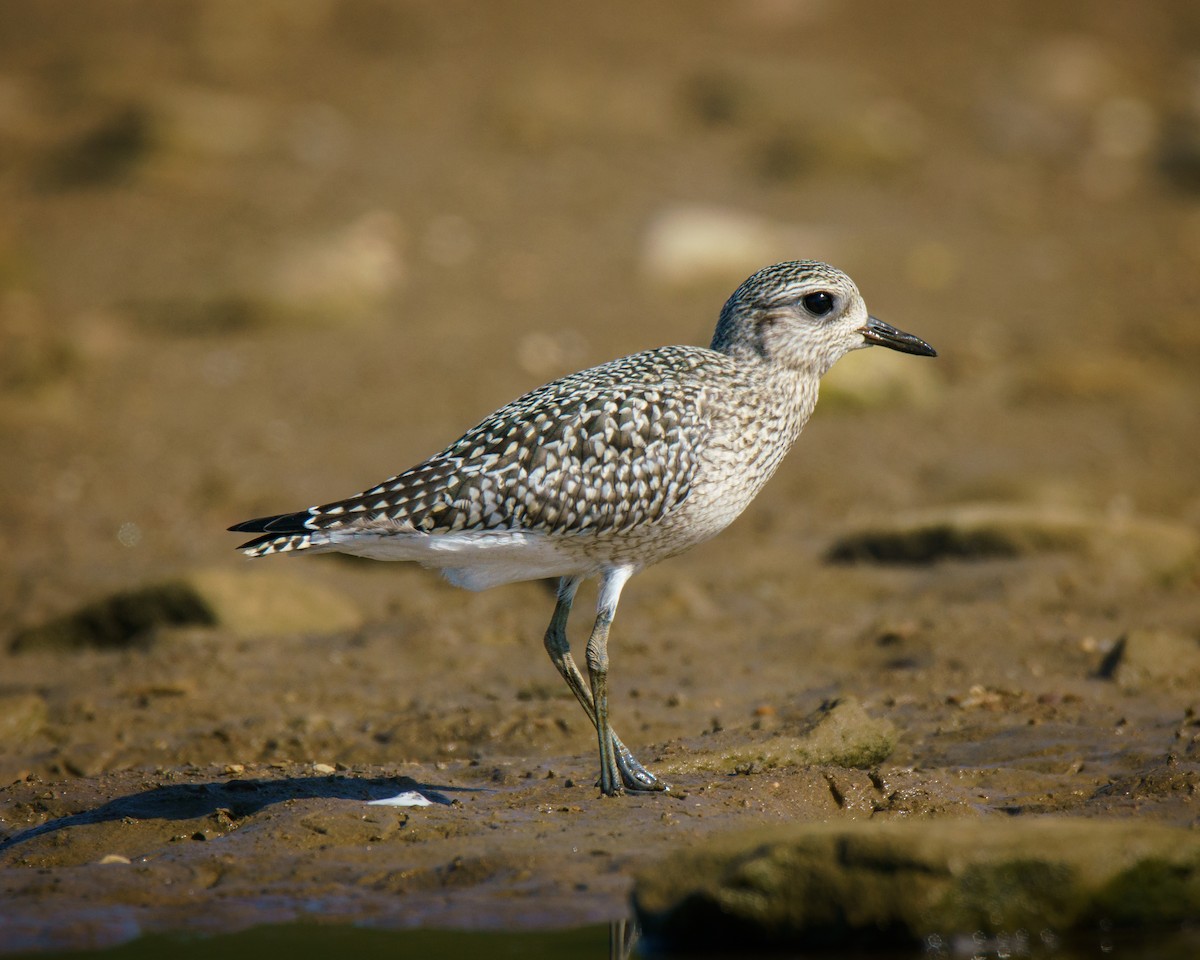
616,743,670,793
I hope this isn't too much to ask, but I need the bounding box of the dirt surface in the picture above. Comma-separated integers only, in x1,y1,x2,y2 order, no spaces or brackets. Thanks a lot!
2,1,1200,953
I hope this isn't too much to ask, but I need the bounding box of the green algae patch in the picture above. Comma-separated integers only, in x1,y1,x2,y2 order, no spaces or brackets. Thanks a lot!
1093,857,1200,927
659,697,895,777
633,819,1200,951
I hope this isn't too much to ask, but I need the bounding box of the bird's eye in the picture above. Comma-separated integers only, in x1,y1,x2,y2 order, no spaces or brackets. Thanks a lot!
801,291,835,317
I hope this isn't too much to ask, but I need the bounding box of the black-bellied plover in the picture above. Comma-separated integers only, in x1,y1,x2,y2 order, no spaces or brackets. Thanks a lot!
230,260,936,796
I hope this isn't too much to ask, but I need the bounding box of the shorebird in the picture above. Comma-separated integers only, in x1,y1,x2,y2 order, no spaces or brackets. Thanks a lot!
230,260,936,796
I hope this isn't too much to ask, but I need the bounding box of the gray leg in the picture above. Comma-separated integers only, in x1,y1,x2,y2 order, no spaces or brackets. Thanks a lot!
543,575,667,794
585,606,620,796
586,566,646,797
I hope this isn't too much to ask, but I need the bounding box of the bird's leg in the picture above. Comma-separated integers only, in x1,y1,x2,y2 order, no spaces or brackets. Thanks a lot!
543,576,592,714
585,607,620,797
543,575,666,794
587,567,641,797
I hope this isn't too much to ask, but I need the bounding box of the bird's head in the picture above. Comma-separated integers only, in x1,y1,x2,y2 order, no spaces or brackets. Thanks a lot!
711,260,936,376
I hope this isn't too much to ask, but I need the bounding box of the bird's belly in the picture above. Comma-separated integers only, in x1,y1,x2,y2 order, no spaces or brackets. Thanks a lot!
329,528,589,590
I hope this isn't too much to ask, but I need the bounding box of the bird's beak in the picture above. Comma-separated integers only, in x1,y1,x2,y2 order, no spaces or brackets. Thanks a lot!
859,315,937,357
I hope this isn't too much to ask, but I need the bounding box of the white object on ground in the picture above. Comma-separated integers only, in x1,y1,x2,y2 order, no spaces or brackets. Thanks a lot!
367,790,432,807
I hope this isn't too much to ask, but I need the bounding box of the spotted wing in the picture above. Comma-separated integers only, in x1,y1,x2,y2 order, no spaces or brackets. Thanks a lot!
245,350,713,545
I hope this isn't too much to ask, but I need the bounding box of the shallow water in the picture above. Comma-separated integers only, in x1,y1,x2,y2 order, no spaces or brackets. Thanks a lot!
16,925,619,960
15,922,1200,960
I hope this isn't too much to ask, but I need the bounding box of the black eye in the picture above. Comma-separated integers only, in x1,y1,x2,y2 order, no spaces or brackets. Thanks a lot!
801,291,835,317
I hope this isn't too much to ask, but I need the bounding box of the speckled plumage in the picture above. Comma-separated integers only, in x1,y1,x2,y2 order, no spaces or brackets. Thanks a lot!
230,260,937,796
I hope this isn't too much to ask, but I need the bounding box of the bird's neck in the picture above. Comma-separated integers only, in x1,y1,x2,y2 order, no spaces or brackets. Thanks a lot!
742,358,822,442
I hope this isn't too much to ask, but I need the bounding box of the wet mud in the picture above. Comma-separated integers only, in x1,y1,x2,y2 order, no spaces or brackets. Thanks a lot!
2,0,1199,953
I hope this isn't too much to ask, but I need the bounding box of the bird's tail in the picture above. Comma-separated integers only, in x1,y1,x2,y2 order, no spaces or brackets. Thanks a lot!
228,511,326,557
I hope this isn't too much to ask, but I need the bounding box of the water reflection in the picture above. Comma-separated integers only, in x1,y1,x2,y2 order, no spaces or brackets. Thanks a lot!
20,922,640,960
15,917,1200,960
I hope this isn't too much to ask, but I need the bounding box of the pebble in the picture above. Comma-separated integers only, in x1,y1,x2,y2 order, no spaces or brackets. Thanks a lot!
640,205,832,288
0,693,48,740
826,503,1198,580
1097,629,1200,693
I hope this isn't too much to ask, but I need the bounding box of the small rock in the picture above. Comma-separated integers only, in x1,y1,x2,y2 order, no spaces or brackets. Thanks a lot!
0,692,48,740
485,67,670,150
60,746,114,778
252,211,406,327
190,568,363,638
634,819,1200,950
38,104,155,190
97,854,131,865
1015,351,1159,402
1096,629,1200,693
154,84,272,160
312,762,336,775
826,503,1198,580
124,296,269,336
9,568,362,651
640,206,832,289
9,583,215,652
0,291,77,395
661,577,720,621
1158,113,1200,194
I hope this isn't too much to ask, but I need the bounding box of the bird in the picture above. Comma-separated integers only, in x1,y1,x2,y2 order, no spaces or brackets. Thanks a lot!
229,260,936,797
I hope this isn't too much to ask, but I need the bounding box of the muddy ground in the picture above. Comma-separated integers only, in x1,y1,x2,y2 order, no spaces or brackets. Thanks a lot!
1,1,1199,953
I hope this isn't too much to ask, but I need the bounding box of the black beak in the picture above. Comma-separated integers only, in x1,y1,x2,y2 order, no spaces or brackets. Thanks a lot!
859,316,937,357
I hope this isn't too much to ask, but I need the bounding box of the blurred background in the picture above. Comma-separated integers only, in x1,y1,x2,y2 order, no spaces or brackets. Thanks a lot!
2,0,1199,626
